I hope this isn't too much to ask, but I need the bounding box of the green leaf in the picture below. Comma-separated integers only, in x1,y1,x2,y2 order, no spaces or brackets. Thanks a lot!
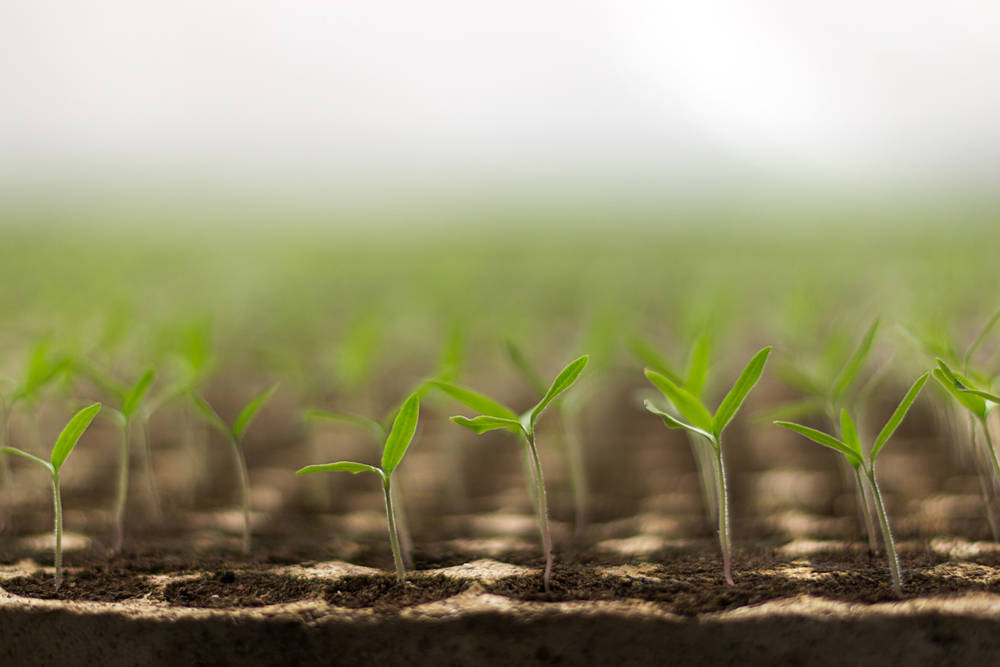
643,400,715,442
872,372,929,459
712,346,772,438
190,392,234,441
233,383,279,442
628,337,683,385
50,403,101,471
832,318,879,404
427,381,518,420
644,369,714,432
2,446,54,473
295,461,383,479
380,392,420,474
122,368,156,419
450,415,524,435
684,333,710,398
839,409,863,460
934,360,988,420
528,355,589,430
774,421,861,468
303,408,386,443
506,341,547,395
960,388,1000,404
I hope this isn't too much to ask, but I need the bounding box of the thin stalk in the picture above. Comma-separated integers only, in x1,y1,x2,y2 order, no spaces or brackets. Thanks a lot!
113,423,129,553
52,473,63,589
970,419,1000,540
981,419,1000,486
389,477,414,568
382,477,406,583
526,433,554,593
0,401,12,532
137,420,162,520
689,433,718,524
561,407,589,537
853,466,879,553
518,436,540,514
231,440,252,554
713,440,734,586
867,468,902,597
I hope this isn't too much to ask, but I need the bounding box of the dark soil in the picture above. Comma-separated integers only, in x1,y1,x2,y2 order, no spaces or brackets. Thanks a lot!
163,571,320,608
322,573,469,610
3,568,157,602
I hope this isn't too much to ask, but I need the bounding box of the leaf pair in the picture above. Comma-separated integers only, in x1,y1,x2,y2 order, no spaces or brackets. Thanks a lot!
775,372,929,469
2,403,102,475
629,333,710,398
191,384,279,445
933,358,997,422
296,391,421,480
644,347,771,444
433,355,589,438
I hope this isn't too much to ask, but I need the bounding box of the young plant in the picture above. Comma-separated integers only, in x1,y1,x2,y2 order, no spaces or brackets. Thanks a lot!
432,355,589,593
934,359,1000,484
296,392,420,582
190,384,278,554
106,368,156,552
1,403,101,588
775,372,929,597
644,346,771,585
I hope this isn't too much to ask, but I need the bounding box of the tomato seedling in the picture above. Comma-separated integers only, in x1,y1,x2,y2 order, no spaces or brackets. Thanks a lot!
2,403,101,588
644,346,771,585
190,384,278,554
775,372,929,597
433,355,589,593
296,391,421,582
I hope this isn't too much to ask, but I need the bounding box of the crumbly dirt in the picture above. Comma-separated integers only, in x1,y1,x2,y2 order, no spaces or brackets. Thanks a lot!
322,573,469,610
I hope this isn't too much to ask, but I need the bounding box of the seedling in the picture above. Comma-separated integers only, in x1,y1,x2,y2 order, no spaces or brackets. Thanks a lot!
933,359,1000,485
2,403,101,588
644,346,771,585
190,384,278,553
296,392,420,582
105,368,156,552
433,355,589,592
775,372,929,597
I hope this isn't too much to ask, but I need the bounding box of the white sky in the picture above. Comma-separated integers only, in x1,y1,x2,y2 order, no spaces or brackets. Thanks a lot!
2,1,999,198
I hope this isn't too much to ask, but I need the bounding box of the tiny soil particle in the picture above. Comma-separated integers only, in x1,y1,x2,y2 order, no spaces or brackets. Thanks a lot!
323,574,469,612
163,571,320,608
2,568,156,602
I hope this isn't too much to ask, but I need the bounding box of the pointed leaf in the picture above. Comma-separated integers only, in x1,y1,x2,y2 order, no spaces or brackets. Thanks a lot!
712,346,772,437
296,461,383,479
644,369,714,432
644,400,715,442
960,388,1000,404
190,392,234,441
427,381,518,420
934,361,988,420
233,383,279,442
529,355,589,429
774,421,861,468
51,403,101,471
832,318,879,403
122,368,156,419
450,415,524,435
684,333,710,398
839,409,863,460
380,392,420,474
628,337,683,385
506,341,547,395
873,372,930,459
2,446,55,473
304,408,386,443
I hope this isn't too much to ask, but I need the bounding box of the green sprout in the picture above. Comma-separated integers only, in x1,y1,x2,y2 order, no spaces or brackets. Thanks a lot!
644,346,771,585
105,368,156,552
1,341,70,530
775,372,929,597
190,384,278,554
433,355,589,593
296,392,421,583
2,403,101,589
933,359,1000,487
